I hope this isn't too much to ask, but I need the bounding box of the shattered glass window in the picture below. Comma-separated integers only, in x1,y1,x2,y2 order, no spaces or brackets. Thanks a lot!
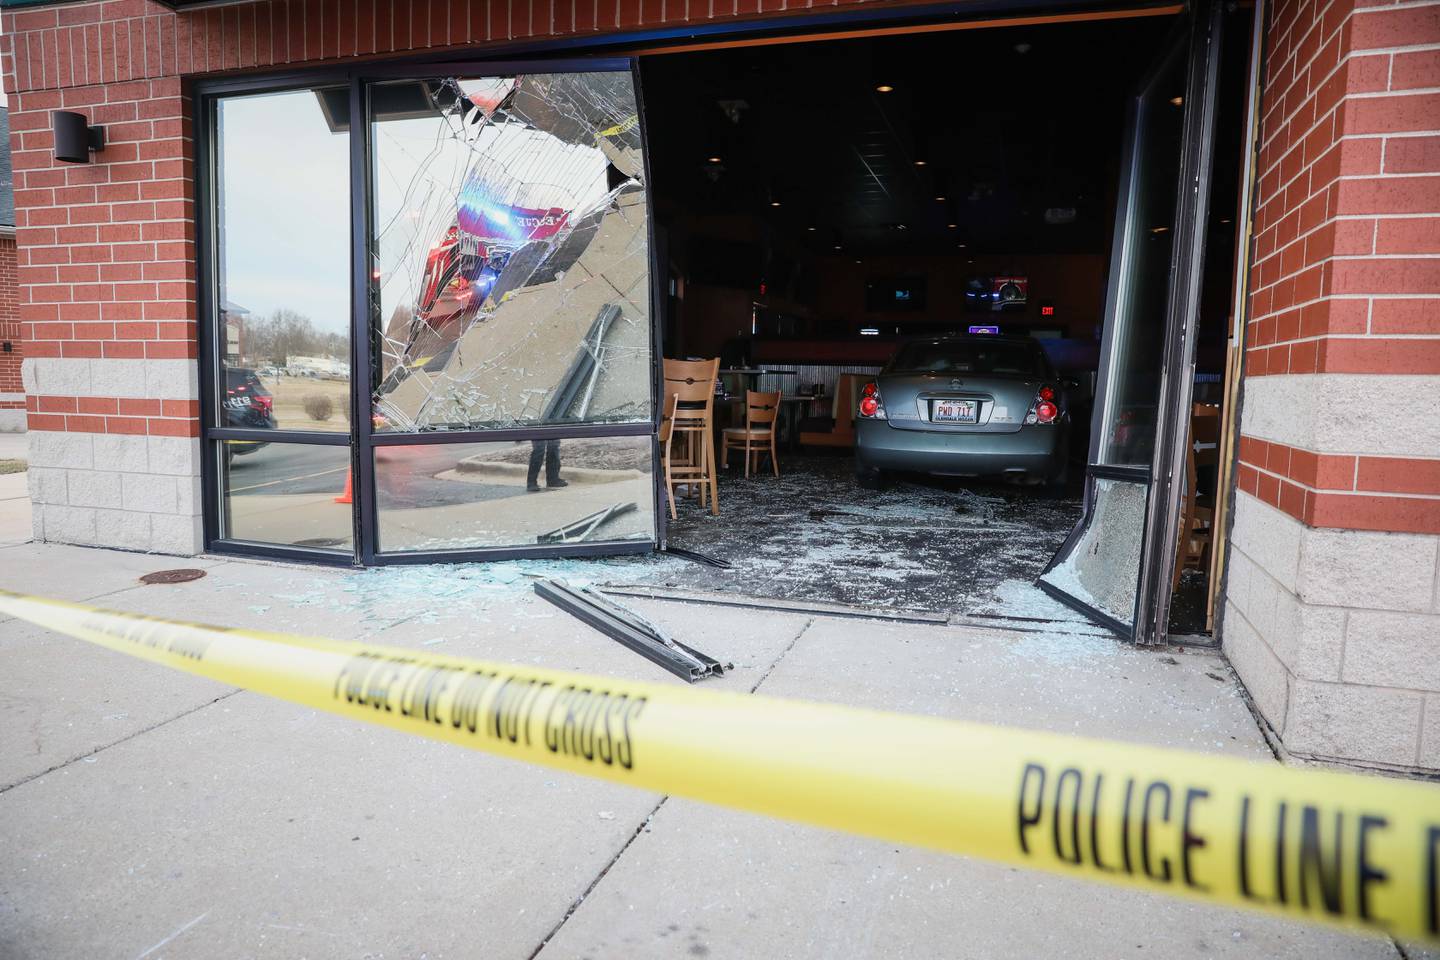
370,72,652,432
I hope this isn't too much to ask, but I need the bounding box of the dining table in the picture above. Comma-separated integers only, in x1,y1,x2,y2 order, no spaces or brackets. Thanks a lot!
713,393,825,451
718,367,798,393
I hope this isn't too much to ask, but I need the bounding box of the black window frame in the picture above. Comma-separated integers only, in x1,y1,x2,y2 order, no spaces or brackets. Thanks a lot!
196,59,664,566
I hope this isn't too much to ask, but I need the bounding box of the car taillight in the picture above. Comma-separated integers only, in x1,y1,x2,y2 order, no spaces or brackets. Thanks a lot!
1025,386,1060,425
858,383,886,420
253,395,273,412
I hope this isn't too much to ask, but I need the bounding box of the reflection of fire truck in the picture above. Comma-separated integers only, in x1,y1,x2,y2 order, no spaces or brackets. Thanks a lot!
428,202,569,314
390,200,571,369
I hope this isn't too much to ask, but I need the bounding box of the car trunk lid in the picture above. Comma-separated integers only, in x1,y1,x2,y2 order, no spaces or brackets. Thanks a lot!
877,373,1037,434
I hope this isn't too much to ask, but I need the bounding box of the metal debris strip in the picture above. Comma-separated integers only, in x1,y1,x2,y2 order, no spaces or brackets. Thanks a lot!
536,502,639,545
370,72,652,433
139,569,208,585
659,546,733,570
533,578,730,682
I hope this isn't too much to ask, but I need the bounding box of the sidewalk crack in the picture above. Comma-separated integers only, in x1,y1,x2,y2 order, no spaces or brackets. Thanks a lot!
749,616,815,694
525,795,668,960
0,690,242,796
527,614,815,957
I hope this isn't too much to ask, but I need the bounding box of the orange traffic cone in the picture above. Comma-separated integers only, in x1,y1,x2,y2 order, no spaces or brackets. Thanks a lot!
334,467,353,504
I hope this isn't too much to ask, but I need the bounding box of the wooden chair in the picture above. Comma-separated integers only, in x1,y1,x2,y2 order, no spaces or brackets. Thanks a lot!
722,390,781,479
798,373,867,448
661,357,720,516
1174,402,1221,589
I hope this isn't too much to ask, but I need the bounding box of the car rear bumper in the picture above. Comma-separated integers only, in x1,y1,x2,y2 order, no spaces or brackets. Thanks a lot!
855,419,1066,478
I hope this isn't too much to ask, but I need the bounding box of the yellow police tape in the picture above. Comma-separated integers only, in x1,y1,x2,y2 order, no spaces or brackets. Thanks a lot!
2,588,1437,944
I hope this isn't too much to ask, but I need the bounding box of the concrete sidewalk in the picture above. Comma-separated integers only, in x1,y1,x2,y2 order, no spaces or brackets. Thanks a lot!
0,542,1417,959
0,432,32,548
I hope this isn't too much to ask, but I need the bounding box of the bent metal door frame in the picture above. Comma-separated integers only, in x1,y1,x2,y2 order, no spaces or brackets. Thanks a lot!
1036,0,1223,644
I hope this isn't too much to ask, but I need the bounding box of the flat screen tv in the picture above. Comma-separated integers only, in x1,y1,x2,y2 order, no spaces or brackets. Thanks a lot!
865,277,927,313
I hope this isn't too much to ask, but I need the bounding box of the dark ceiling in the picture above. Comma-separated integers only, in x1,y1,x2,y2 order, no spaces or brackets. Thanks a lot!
640,14,1178,257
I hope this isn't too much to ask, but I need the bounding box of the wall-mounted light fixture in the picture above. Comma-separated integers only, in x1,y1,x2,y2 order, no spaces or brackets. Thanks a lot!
52,111,105,163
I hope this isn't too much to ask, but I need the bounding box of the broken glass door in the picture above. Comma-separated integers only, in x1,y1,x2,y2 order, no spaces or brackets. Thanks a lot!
364,66,658,558
1039,9,1221,642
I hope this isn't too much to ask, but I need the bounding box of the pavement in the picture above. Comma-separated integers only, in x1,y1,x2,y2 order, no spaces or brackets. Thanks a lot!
0,538,1422,959
0,432,31,548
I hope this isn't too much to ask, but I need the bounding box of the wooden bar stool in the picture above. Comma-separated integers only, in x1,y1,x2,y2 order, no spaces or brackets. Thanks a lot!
658,392,681,519
1174,402,1221,589
661,357,720,516
722,390,781,478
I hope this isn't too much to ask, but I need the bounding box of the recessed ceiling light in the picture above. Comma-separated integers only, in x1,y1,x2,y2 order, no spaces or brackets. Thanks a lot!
934,196,946,202
854,259,863,265
707,156,722,163
834,244,843,251
1170,96,1183,107
875,84,894,93
914,159,927,166
947,223,957,229
807,226,817,231
770,201,782,208
896,224,908,231
1151,225,1170,234
957,243,967,249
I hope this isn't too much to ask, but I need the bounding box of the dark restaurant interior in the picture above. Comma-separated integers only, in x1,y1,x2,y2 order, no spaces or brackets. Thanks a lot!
636,11,1247,630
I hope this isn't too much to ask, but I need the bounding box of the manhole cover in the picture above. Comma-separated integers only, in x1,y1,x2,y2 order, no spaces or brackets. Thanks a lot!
139,568,208,585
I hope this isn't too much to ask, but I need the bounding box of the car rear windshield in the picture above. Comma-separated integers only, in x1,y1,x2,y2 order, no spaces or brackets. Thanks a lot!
886,340,1046,377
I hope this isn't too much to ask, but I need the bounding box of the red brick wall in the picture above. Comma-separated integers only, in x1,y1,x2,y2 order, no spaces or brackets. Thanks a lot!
1235,0,1440,536
6,75,198,438
0,236,20,418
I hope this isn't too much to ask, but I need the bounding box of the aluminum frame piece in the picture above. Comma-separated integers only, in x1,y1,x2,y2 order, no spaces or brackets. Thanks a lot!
533,579,730,682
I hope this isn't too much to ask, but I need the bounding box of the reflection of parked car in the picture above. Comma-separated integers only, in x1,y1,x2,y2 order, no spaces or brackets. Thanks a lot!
854,335,1071,488
223,367,276,463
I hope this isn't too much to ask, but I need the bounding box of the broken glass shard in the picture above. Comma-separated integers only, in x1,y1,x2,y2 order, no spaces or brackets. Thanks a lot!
1039,477,1148,628
369,71,651,432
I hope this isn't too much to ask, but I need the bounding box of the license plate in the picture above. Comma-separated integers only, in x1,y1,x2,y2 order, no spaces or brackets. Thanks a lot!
932,400,977,423
225,396,252,409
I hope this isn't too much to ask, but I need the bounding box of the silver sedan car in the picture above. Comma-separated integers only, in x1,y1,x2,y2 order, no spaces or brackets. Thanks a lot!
854,335,1072,488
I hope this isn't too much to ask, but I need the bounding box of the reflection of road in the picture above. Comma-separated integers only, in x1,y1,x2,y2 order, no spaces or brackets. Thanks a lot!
226,442,525,507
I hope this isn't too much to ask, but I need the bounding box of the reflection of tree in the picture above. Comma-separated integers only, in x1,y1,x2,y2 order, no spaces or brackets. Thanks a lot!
242,308,347,365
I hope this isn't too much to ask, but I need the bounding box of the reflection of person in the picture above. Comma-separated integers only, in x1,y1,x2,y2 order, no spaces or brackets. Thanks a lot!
527,439,568,492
